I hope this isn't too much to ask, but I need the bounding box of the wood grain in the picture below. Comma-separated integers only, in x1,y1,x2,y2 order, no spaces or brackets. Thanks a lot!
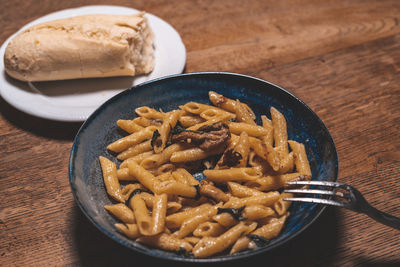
0,0,399,266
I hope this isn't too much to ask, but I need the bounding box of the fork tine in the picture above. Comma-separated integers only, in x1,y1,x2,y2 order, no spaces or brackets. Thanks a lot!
283,197,346,207
286,180,347,188
284,188,345,197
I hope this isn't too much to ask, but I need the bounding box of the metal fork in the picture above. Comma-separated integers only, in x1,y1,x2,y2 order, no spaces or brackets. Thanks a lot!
283,180,400,230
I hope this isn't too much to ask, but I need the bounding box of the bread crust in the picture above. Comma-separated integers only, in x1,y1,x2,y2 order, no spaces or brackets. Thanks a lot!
4,13,154,82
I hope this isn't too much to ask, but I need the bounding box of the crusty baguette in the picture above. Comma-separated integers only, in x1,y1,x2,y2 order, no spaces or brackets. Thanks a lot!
4,13,154,82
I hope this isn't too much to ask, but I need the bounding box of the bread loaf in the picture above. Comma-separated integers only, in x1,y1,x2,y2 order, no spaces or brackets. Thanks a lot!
4,13,154,82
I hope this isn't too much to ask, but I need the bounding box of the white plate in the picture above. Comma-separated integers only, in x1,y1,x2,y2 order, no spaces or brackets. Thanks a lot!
0,5,186,121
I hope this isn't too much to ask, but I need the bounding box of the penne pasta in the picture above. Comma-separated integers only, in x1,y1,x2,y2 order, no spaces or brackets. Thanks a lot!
173,205,218,238
261,115,273,145
116,167,136,181
104,203,135,224
132,116,152,127
248,136,280,171
100,91,313,258
154,163,176,175
244,172,306,191
137,233,193,253
140,143,183,169
247,151,272,174
193,222,225,237
192,221,257,258
270,107,289,154
212,213,237,228
274,192,294,216
203,168,261,183
115,223,141,239
166,203,213,229
230,214,287,254
227,181,264,197
181,102,234,118
199,181,229,202
135,106,165,120
166,201,182,214
99,156,124,202
227,122,270,137
107,126,158,153
172,168,200,186
156,179,198,198
288,140,312,179
252,214,287,238
117,140,152,160
121,183,147,200
199,108,235,121
233,132,251,167
277,151,295,174
120,151,154,168
151,194,168,235
130,193,153,236
170,147,224,163
208,91,255,120
223,191,280,209
243,205,275,221
184,236,201,246
153,110,183,153
117,119,144,134
127,159,160,193
234,99,256,125
178,115,205,128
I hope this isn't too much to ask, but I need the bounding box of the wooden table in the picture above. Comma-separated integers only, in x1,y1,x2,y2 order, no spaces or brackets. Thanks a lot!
1,0,399,266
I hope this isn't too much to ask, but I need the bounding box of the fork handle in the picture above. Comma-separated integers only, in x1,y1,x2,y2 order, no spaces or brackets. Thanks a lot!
363,205,400,230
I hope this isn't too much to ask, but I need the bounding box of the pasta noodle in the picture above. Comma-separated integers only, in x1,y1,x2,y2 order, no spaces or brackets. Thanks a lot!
115,223,141,239
173,206,218,238
166,203,213,229
193,222,225,237
234,99,256,125
227,122,270,137
117,140,152,160
192,221,257,258
170,147,224,163
135,106,165,120
222,191,280,209
230,214,287,254
270,107,288,154
288,140,312,179
119,151,154,168
117,119,144,134
116,168,135,181
99,156,124,202
274,192,294,216
203,168,261,183
232,132,251,167
151,193,168,235
178,115,205,128
153,110,183,153
137,233,193,252
130,193,154,236
208,91,256,120
104,203,135,224
99,91,312,258
107,126,157,153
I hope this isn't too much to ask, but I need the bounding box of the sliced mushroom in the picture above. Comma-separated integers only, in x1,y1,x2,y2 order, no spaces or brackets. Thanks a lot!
171,122,231,151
